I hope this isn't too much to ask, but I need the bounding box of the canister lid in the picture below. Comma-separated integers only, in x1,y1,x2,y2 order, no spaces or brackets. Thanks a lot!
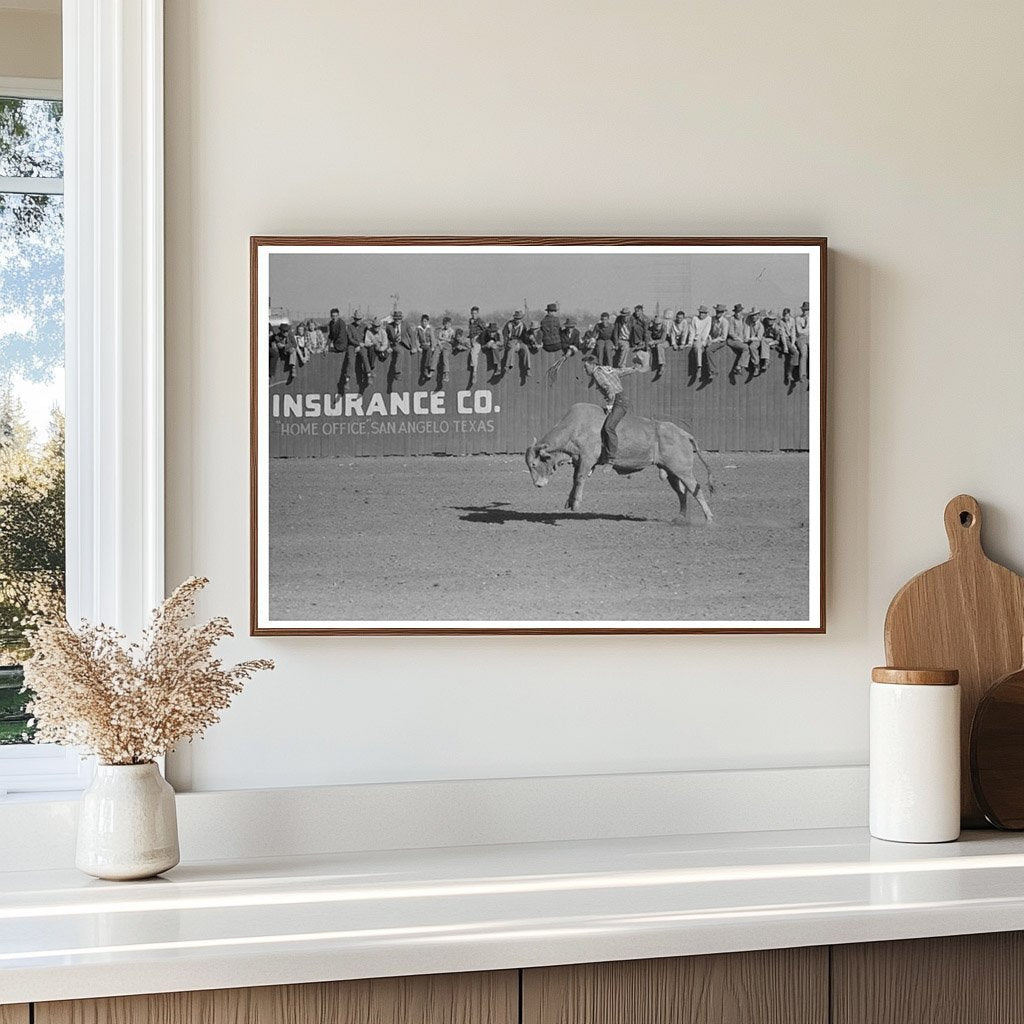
871,667,959,686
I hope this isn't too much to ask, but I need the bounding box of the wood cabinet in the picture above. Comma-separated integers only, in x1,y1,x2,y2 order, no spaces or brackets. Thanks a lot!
34,971,517,1024
831,932,1024,1024
14,933,1024,1024
522,948,828,1024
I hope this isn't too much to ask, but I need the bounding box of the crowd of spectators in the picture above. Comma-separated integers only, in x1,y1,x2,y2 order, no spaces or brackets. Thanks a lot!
268,300,811,391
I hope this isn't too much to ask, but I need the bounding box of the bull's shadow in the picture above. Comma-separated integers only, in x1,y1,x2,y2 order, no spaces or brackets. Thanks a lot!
451,502,649,526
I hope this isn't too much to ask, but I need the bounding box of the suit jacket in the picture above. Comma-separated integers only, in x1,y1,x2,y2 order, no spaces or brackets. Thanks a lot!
629,313,650,348
326,318,349,352
387,321,418,351
560,327,581,351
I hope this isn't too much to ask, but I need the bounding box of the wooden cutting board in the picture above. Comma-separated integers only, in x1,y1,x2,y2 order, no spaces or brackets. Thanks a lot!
884,494,1024,826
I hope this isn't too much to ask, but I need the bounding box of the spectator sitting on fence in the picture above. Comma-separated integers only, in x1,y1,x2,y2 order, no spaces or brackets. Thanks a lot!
591,311,615,365
708,304,730,377
468,305,484,342
294,322,311,369
612,307,632,366
338,309,367,393
301,319,319,354
415,314,434,385
386,310,416,384
481,321,503,378
433,316,454,390
689,304,713,381
466,308,484,387
725,303,749,381
540,302,562,353
269,324,285,380
515,321,536,383
326,307,348,353
277,323,297,385
762,309,781,355
502,310,527,376
363,317,389,384
744,308,770,375
525,320,541,351
515,320,540,383
666,309,689,351
649,313,668,380
777,307,797,385
560,316,581,355
579,325,596,356
629,304,650,351
793,301,810,385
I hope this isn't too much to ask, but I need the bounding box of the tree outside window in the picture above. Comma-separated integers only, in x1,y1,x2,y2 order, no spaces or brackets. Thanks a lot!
0,94,65,744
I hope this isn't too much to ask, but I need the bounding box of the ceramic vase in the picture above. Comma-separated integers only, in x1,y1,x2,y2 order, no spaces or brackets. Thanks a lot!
76,762,180,880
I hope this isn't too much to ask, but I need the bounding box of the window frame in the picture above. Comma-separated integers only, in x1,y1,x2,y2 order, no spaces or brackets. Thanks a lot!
0,0,165,797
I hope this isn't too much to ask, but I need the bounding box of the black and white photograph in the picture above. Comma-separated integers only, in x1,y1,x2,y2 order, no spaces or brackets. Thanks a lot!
251,238,825,634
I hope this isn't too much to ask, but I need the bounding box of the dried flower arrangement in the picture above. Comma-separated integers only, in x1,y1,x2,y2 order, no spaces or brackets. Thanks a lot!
23,577,273,765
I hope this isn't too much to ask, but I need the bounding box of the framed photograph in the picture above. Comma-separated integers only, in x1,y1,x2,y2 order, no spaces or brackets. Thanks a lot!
251,237,826,635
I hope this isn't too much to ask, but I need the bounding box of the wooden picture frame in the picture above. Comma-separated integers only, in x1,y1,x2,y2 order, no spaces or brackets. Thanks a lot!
251,236,827,635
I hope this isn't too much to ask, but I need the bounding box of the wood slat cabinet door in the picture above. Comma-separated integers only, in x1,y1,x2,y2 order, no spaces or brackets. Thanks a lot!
0,1007,30,1024
35,971,517,1024
832,932,1024,1024
522,948,828,1024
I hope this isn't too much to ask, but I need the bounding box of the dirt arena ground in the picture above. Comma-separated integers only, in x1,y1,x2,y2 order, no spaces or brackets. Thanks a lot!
268,452,810,623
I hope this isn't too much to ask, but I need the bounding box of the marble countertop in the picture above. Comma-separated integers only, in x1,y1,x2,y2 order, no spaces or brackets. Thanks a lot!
4,827,1024,1004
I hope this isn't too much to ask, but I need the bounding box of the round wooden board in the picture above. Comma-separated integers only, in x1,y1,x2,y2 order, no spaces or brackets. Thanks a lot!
971,664,1024,829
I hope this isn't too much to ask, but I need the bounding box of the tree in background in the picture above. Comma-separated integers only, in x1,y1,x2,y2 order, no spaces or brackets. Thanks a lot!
0,394,65,742
0,95,65,743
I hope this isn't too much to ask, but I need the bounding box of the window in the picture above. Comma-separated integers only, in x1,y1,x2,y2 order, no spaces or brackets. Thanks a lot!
0,7,167,797
0,78,81,795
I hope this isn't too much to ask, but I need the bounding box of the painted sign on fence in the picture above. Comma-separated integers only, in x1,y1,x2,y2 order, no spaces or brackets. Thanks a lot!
269,343,809,458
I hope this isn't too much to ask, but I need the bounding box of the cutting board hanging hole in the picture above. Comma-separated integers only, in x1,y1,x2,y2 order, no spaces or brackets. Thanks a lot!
944,494,982,555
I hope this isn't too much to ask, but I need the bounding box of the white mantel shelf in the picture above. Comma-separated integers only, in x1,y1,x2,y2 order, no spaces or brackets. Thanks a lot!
4,826,1024,1004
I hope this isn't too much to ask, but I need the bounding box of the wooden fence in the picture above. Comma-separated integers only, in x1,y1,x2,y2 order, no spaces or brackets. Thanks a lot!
268,344,809,458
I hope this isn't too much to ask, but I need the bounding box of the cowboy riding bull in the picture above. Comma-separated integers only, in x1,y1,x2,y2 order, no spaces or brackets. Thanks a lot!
525,402,714,520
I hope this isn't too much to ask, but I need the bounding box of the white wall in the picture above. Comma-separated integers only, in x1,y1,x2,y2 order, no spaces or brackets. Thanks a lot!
163,0,1024,792
0,6,61,80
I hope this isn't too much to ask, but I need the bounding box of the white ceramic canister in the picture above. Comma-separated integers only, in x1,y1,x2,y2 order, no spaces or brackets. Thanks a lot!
870,667,961,843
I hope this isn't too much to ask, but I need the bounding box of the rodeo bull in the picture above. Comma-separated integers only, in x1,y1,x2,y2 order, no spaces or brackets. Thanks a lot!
525,403,714,520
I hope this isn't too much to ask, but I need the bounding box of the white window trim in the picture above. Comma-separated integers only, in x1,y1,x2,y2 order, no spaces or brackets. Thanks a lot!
0,2,165,797
0,76,62,101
